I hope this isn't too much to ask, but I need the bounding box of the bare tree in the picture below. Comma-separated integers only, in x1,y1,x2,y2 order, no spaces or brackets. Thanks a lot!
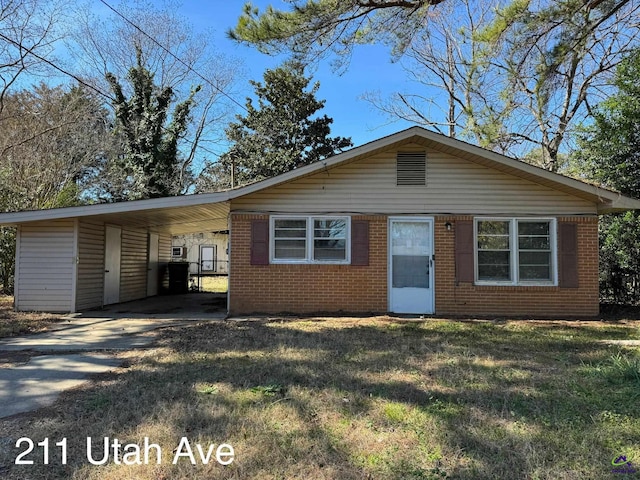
0,83,114,210
0,0,67,113
364,0,640,170
364,0,515,152
66,0,242,189
491,0,640,171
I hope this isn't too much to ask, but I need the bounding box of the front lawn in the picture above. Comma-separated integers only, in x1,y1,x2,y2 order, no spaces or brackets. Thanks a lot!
1,317,639,479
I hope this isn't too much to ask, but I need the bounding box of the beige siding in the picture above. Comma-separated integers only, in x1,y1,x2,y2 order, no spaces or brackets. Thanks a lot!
172,232,229,274
119,228,148,303
16,220,75,312
75,220,105,311
232,145,597,215
159,234,171,264
158,234,172,293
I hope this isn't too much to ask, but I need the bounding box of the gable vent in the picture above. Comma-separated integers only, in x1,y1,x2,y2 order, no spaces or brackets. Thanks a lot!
396,152,426,186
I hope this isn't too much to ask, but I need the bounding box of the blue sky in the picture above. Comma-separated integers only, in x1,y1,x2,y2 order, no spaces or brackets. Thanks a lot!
176,0,417,147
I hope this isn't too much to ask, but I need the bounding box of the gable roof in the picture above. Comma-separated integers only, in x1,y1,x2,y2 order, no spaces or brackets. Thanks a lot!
0,126,637,234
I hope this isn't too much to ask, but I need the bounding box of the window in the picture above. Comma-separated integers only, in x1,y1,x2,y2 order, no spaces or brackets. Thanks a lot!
475,218,556,285
274,219,307,260
313,218,347,261
271,216,349,263
172,246,184,258
477,220,511,281
518,221,552,281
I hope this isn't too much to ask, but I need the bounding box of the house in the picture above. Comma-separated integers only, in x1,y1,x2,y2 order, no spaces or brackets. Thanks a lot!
1,127,639,317
171,231,229,275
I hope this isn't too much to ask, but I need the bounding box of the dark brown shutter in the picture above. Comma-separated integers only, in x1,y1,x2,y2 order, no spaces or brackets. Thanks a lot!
250,219,269,265
351,220,369,266
559,222,578,288
455,220,474,283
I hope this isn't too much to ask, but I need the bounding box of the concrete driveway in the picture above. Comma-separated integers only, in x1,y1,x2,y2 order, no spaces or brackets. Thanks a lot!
0,294,226,418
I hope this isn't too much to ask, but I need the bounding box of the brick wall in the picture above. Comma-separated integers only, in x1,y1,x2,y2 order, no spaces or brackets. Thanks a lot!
434,215,599,317
229,214,599,317
229,214,387,314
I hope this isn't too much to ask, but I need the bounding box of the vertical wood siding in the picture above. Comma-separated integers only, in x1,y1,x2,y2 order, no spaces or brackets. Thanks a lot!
119,228,149,303
75,220,105,311
16,220,75,312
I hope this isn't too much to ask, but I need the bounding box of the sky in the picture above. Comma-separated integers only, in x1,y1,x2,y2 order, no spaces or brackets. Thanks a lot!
173,0,418,147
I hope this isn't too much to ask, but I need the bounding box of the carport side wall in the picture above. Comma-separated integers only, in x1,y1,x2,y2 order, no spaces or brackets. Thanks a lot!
75,222,172,309
228,214,388,314
75,220,105,310
15,220,75,312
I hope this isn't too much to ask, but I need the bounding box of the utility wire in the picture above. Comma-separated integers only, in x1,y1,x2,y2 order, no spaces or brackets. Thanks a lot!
0,32,116,102
0,9,233,160
98,0,248,113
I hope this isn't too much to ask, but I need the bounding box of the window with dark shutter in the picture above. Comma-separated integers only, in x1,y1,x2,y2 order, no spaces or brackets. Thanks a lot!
396,152,426,186
250,219,269,265
558,222,578,288
351,220,369,266
455,220,474,283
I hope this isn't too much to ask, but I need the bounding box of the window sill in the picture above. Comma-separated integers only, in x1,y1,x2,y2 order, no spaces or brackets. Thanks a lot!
473,281,558,288
270,260,351,265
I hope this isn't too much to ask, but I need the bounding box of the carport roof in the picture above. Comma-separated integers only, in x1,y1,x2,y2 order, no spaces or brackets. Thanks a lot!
0,127,639,233
0,194,233,235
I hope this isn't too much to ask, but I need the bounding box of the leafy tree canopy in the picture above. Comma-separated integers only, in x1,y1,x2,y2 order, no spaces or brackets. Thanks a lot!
573,48,640,304
230,0,445,68
575,48,640,197
197,62,352,191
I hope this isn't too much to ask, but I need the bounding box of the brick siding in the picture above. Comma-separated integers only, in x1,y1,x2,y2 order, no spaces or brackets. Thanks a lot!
435,215,599,317
229,214,599,317
229,214,387,314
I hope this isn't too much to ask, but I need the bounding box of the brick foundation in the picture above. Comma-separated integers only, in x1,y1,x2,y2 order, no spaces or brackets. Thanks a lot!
229,214,599,317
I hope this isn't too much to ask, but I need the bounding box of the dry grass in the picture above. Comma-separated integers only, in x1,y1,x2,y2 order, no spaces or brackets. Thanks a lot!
1,317,639,479
198,276,228,293
0,295,65,338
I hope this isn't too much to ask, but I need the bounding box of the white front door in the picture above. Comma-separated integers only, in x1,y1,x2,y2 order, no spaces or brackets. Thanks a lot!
389,218,434,314
201,245,216,272
147,233,159,297
104,225,121,305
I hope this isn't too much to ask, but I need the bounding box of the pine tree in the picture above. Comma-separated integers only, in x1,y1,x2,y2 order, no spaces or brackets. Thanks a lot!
198,62,351,190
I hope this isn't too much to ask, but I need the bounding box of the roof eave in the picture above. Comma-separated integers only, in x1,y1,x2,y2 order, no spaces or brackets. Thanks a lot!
597,195,640,214
0,192,232,225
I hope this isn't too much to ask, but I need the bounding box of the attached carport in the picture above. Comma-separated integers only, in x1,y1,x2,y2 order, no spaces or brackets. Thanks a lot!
0,194,231,313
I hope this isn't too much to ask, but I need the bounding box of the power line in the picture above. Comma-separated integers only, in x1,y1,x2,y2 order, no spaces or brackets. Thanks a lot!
0,11,233,164
98,0,248,113
0,32,116,102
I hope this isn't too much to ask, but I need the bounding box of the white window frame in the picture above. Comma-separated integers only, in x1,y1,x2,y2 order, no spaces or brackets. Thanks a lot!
172,246,184,258
474,217,557,286
270,215,351,264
